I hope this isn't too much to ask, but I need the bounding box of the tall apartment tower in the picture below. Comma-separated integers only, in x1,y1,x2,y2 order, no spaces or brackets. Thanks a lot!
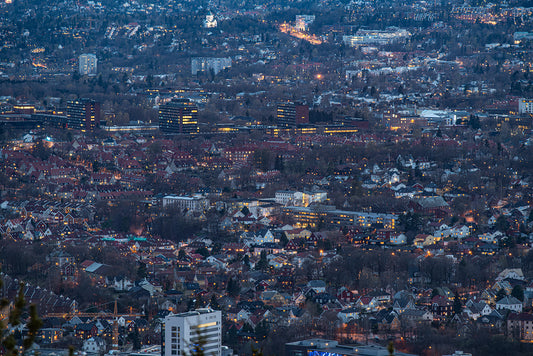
66,99,100,130
518,98,533,114
78,53,98,76
159,99,199,134
162,308,222,356
277,102,309,127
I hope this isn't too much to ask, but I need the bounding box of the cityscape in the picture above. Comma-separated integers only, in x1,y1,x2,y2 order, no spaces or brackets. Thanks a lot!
1,0,533,355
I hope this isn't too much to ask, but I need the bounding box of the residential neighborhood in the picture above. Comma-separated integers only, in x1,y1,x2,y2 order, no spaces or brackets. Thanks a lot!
1,0,533,355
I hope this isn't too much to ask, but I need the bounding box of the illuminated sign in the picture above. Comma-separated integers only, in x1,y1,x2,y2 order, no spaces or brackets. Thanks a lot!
308,351,343,356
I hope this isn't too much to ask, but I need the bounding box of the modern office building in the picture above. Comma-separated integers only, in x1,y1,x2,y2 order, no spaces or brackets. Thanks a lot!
158,99,199,134
277,102,309,127
162,308,222,356
78,53,98,76
66,99,100,130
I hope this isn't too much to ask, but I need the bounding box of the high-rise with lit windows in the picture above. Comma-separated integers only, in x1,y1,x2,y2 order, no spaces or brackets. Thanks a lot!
277,102,309,127
66,99,100,131
162,308,221,356
78,53,98,76
158,99,199,135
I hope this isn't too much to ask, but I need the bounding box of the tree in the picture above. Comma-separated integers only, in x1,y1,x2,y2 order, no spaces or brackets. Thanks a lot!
279,233,289,247
227,278,240,297
254,320,270,339
511,285,524,302
209,295,220,310
196,247,210,258
33,140,51,161
137,262,148,280
387,341,394,356
243,254,250,268
255,251,268,271
185,327,208,356
92,160,101,173
453,294,462,315
1,278,43,356
495,215,510,232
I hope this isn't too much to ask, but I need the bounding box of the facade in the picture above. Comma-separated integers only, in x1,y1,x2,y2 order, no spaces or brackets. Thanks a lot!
163,308,222,356
82,336,106,354
66,99,100,131
162,195,210,212
508,313,533,341
204,14,217,28
277,102,309,127
282,206,396,229
275,190,328,206
343,28,411,47
295,15,315,31
191,57,231,75
275,190,327,207
159,99,199,135
79,53,98,76
496,296,523,312
518,98,533,114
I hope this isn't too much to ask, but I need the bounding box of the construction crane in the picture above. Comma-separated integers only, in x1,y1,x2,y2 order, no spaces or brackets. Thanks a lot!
45,299,144,351
44,299,144,320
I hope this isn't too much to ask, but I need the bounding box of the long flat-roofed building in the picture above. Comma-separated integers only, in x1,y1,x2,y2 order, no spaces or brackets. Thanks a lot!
285,339,416,356
162,195,210,212
282,205,396,229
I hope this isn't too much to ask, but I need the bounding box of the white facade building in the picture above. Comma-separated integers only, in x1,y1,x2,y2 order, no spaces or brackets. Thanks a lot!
162,195,210,212
163,308,222,356
191,57,232,75
518,98,533,114
82,337,106,354
295,15,315,31
204,14,217,28
343,28,411,47
275,190,327,207
79,53,98,76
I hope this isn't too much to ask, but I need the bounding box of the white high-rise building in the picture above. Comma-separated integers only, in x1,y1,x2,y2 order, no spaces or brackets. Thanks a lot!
518,98,533,114
79,53,98,76
163,309,222,356
295,15,315,31
191,57,231,75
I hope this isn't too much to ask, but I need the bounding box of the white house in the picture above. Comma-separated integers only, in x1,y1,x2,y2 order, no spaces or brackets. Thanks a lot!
497,268,525,281
464,301,492,320
206,256,227,270
496,296,523,312
82,337,106,354
253,229,275,245
337,307,360,323
479,231,503,244
450,225,470,239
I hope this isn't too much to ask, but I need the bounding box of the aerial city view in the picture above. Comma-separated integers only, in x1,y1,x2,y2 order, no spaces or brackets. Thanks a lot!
1,0,533,355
